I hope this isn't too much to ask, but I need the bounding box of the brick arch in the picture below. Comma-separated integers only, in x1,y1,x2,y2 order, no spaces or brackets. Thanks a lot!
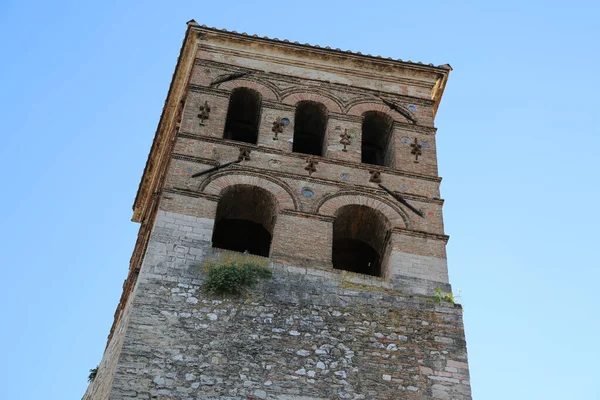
346,101,410,123
281,91,343,113
217,79,278,101
201,171,298,211
317,192,408,228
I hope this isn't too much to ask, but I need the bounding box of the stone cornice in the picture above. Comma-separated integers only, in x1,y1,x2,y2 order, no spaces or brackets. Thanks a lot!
261,101,296,112
170,151,444,205
163,187,219,202
172,153,219,165
280,210,335,222
176,132,443,184
392,227,450,242
393,122,437,135
327,114,363,123
188,85,230,97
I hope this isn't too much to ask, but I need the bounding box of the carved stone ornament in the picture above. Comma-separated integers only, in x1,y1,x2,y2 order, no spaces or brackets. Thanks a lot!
410,137,422,163
271,119,284,140
198,101,211,125
369,170,382,183
304,158,318,176
238,147,251,162
339,129,351,152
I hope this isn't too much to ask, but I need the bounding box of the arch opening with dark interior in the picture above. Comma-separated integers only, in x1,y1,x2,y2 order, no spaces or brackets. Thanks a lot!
361,111,394,167
212,185,278,257
332,205,391,277
293,101,328,156
223,88,262,144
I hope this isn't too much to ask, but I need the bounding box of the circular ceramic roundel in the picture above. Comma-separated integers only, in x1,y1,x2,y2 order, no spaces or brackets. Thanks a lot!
301,188,314,198
408,104,418,112
280,118,290,126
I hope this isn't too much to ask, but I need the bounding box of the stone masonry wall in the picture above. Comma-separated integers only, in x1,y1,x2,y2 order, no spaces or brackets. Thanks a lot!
98,211,471,400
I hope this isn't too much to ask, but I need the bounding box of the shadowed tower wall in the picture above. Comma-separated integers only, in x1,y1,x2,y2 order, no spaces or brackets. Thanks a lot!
83,21,472,400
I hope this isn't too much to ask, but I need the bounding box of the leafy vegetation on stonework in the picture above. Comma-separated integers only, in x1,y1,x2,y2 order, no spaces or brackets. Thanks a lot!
434,288,462,304
203,261,272,295
88,366,98,383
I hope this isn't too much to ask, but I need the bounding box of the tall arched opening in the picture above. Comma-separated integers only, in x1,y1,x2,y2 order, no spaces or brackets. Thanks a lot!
293,101,328,156
332,205,391,277
212,185,278,257
361,111,394,167
223,88,262,144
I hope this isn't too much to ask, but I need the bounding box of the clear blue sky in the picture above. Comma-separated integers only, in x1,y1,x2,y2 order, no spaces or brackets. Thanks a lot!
1,1,598,399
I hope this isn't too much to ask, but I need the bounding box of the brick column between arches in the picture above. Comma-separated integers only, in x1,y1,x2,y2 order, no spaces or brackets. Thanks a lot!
270,213,333,269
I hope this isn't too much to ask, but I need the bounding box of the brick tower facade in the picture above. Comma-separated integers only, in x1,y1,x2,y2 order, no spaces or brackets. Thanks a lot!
83,20,472,400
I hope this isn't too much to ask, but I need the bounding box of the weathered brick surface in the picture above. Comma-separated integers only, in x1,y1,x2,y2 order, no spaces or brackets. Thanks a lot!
317,194,407,228
180,91,229,138
203,174,297,211
270,212,333,268
170,139,442,199
164,155,444,234
219,79,279,101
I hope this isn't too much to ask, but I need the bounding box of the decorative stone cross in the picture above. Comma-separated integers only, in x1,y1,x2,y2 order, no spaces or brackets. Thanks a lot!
272,119,284,140
410,137,422,163
304,158,318,176
339,129,351,152
197,101,211,125
238,147,251,162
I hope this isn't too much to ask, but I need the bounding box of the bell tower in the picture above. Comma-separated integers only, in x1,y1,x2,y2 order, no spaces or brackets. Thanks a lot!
84,20,472,400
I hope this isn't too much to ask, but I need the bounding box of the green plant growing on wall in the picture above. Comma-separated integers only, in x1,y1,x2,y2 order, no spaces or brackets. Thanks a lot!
434,288,444,303
88,366,98,383
203,261,272,295
434,288,462,304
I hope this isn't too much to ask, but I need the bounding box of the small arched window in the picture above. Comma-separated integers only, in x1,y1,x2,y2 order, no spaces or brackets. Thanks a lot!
361,111,394,167
223,88,262,144
293,101,328,156
332,205,391,277
212,185,277,257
